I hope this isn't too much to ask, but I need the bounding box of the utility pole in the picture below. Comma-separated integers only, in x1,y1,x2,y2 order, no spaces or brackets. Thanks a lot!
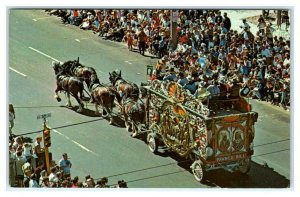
37,112,52,175
170,10,178,50
277,10,282,29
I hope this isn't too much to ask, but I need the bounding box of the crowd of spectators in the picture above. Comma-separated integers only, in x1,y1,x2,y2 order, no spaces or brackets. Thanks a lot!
46,9,290,109
9,134,127,188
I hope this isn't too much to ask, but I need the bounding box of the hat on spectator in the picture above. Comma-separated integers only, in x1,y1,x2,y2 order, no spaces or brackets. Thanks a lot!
87,12,92,15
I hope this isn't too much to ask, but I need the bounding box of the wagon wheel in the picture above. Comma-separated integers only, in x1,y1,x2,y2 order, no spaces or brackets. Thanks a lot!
238,157,251,174
147,133,158,154
191,160,206,182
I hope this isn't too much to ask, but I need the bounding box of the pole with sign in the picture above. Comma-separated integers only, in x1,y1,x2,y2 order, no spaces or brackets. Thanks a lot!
170,10,178,50
37,113,51,175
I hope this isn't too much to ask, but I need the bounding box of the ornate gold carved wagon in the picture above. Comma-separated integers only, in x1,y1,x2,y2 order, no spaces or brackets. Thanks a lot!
142,80,258,182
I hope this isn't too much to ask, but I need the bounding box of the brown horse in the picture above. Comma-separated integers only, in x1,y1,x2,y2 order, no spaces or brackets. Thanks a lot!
122,97,146,137
52,57,99,89
90,82,122,124
54,71,84,113
109,69,140,102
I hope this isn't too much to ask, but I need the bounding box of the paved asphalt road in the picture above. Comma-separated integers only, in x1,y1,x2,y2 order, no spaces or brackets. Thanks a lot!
8,10,291,188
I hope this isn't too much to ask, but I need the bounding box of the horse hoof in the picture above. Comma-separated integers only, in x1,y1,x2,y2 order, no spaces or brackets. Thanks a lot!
131,133,137,138
56,97,61,102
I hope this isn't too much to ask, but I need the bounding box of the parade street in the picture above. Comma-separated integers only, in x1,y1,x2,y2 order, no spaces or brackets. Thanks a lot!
9,10,290,188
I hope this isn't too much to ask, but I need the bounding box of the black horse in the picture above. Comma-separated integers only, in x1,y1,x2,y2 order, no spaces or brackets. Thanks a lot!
52,57,99,89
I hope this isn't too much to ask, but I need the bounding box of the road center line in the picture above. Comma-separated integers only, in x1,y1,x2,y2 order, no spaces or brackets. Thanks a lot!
32,17,49,21
52,129,97,155
28,46,105,74
9,67,27,77
28,46,61,62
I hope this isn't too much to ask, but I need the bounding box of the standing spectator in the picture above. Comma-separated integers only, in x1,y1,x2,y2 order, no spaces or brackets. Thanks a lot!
158,37,166,58
13,136,23,150
9,103,15,135
257,15,266,36
23,142,34,168
125,32,133,51
279,81,288,109
240,19,251,32
281,10,290,31
215,11,223,25
9,143,16,187
59,153,72,178
33,136,44,168
223,12,231,31
15,151,25,187
137,27,147,55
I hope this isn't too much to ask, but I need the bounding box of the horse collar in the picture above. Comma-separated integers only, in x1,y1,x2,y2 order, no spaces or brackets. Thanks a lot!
113,77,123,86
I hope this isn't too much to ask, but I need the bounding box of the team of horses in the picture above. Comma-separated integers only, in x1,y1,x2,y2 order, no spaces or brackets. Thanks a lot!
52,58,146,137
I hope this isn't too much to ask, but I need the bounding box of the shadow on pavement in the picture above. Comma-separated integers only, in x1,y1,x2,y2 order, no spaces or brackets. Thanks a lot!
164,151,290,188
201,162,290,188
60,105,100,117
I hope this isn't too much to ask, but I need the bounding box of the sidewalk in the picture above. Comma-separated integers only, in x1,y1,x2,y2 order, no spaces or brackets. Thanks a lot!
222,10,290,40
